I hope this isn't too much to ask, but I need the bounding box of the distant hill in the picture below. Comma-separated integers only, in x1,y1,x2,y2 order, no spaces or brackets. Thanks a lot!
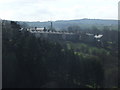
19,19,118,31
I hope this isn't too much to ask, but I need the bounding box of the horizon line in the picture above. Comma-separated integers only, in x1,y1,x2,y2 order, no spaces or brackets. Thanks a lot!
1,18,118,22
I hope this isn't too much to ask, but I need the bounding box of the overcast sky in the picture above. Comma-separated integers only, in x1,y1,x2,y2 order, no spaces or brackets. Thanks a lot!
0,0,119,21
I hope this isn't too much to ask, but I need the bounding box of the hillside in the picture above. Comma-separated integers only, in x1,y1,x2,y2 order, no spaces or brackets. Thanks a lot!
19,19,118,31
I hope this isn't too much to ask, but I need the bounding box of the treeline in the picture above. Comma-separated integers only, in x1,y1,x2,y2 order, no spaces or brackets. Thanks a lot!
3,21,104,88
68,25,118,42
67,25,118,52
